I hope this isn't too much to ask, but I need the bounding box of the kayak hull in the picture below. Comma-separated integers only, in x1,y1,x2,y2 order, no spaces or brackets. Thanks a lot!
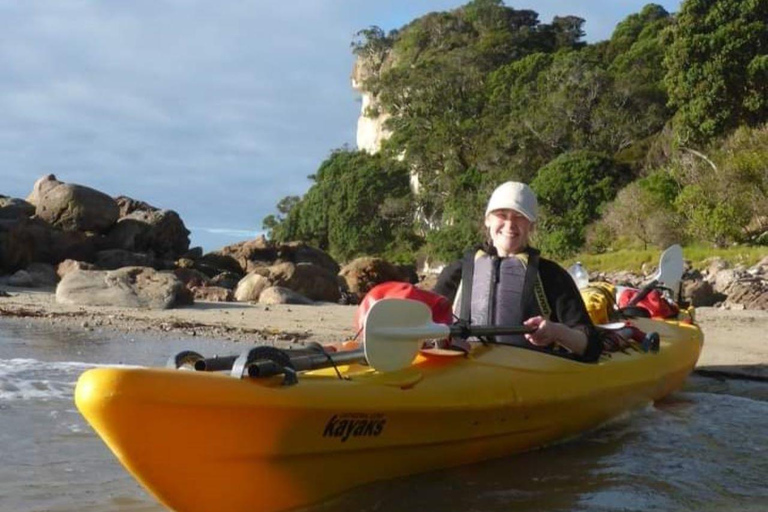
75,317,702,512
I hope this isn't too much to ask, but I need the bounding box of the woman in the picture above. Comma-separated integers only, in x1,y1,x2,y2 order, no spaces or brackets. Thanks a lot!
433,181,602,362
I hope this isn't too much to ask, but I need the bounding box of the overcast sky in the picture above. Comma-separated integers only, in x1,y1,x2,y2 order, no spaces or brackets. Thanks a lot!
0,1,679,251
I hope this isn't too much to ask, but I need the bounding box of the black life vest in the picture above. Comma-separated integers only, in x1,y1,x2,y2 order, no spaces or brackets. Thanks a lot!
454,248,551,345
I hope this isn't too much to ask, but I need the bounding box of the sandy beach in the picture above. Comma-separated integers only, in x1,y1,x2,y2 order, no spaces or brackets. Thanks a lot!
1,286,766,379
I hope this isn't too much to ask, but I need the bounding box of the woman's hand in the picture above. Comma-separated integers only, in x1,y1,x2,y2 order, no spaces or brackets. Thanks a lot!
523,316,558,346
523,316,588,355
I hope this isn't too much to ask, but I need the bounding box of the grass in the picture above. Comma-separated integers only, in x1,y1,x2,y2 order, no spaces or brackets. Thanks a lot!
562,244,768,274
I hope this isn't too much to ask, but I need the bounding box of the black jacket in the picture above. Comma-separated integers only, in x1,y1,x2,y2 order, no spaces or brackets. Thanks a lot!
433,246,602,362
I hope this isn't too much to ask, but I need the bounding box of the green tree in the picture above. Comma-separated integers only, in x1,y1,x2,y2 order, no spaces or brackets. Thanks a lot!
532,151,629,257
265,150,418,262
663,0,768,143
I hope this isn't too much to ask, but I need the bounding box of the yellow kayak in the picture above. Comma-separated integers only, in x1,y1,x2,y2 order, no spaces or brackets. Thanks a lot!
75,303,702,512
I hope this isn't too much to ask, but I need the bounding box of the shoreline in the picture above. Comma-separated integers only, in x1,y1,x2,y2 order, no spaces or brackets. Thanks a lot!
2,287,766,380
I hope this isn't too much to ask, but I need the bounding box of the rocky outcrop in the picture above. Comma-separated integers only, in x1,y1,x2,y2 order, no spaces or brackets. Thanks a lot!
339,257,407,303
352,57,392,154
106,205,190,260
234,272,271,302
268,262,341,303
56,267,185,309
32,175,119,233
0,196,35,220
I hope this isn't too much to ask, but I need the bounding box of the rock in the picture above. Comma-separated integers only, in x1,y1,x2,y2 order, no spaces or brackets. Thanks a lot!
0,219,91,270
50,229,98,263
258,286,314,305
34,179,119,233
193,285,234,302
339,257,407,303
95,249,157,270
723,277,768,310
278,242,340,274
114,195,156,217
268,261,341,302
173,268,211,289
752,256,768,274
57,259,98,278
55,267,185,309
705,257,730,278
26,263,59,287
234,272,272,302
395,264,419,284
682,279,722,307
106,207,190,259
182,247,204,259
210,271,243,290
417,273,440,292
710,268,741,294
217,236,276,271
0,218,53,272
0,196,35,220
195,253,244,278
6,270,34,287
26,174,62,206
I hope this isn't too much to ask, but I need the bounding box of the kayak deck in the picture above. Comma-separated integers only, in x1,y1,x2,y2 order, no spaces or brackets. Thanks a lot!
75,317,702,512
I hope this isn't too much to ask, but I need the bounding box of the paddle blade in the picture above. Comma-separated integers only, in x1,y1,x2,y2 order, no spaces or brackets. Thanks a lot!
363,298,451,372
655,244,684,290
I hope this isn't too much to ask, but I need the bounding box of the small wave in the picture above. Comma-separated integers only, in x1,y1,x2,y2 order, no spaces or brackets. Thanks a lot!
0,358,141,402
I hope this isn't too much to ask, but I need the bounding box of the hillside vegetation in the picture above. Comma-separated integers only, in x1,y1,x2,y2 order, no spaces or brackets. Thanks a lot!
264,0,767,267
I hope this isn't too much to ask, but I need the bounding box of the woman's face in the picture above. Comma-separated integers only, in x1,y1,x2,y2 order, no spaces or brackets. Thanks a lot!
485,209,532,256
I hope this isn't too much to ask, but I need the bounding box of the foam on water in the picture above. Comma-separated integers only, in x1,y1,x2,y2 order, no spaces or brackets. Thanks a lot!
0,358,140,402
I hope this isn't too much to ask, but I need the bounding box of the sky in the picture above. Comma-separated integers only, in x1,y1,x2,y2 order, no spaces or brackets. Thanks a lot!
0,0,680,252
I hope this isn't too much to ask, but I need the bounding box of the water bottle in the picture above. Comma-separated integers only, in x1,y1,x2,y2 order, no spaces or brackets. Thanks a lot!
568,261,589,290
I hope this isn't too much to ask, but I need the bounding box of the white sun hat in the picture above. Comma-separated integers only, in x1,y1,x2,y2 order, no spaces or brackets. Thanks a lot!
485,181,538,222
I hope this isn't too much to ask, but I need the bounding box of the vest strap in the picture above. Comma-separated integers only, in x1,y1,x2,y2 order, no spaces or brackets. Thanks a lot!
459,249,476,322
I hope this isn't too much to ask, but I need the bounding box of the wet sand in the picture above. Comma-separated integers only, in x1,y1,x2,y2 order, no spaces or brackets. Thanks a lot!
1,287,766,379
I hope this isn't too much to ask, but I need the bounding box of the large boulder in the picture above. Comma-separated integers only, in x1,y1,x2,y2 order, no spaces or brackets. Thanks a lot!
95,249,158,270
0,196,35,220
26,174,62,206
195,253,245,278
55,267,185,309
210,271,241,290
258,286,314,305
193,286,234,302
682,279,722,307
106,206,190,260
277,242,340,274
267,262,340,303
339,257,407,303
57,259,98,279
234,272,272,302
217,236,277,272
33,176,119,233
0,218,54,272
216,238,340,276
173,267,211,289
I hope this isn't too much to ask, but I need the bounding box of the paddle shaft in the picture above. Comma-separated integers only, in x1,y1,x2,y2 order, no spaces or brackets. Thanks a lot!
246,348,365,377
450,325,535,338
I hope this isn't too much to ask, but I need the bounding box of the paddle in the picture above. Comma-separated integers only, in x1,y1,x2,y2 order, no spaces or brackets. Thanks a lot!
363,298,534,372
172,299,534,378
627,244,685,307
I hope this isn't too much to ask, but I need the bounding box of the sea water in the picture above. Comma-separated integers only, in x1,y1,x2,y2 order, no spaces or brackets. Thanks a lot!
1,318,766,512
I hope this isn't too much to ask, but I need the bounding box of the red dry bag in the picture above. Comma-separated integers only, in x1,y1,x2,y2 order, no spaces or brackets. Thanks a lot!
354,281,453,332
